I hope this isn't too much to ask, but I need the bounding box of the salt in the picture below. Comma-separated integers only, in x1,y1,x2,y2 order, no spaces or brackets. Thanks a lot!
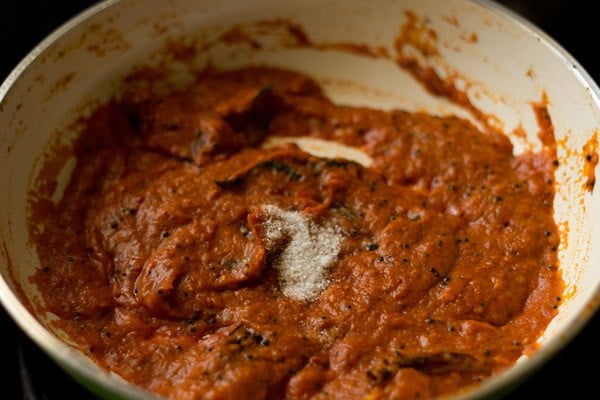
262,204,343,301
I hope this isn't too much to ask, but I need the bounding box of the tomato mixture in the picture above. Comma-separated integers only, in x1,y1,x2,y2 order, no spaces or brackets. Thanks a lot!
29,66,562,399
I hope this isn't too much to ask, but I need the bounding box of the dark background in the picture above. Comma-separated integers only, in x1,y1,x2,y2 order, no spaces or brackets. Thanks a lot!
0,1,598,399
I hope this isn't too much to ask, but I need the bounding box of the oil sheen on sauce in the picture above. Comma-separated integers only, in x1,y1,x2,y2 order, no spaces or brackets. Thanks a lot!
29,66,563,400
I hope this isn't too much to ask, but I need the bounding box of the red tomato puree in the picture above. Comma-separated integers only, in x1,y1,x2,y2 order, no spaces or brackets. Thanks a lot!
29,66,563,399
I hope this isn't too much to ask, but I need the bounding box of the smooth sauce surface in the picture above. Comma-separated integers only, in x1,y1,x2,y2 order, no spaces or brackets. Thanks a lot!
29,67,562,400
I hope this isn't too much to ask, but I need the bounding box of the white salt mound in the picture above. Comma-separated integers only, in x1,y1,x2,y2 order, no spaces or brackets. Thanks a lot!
262,204,343,301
